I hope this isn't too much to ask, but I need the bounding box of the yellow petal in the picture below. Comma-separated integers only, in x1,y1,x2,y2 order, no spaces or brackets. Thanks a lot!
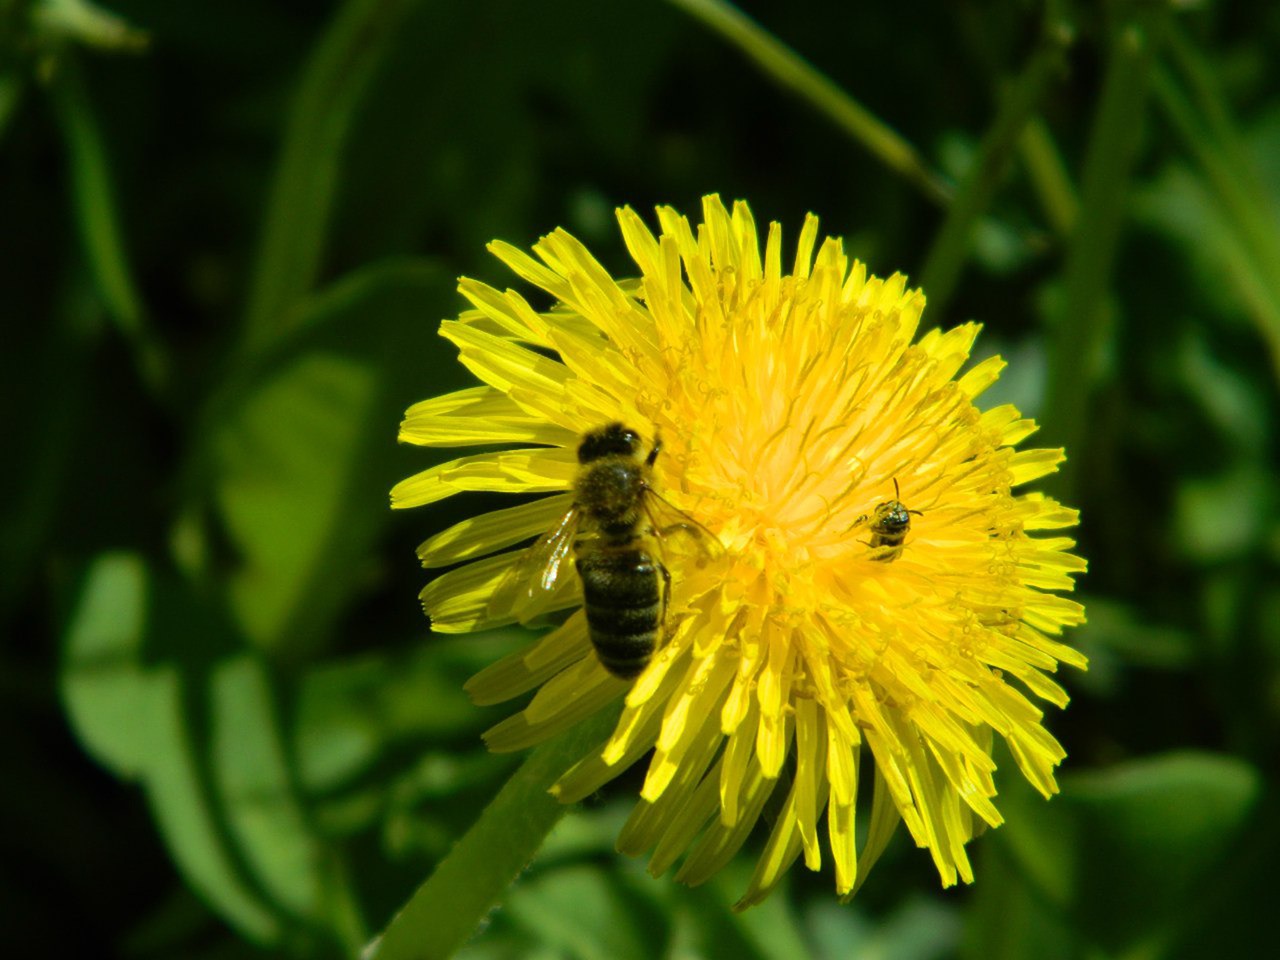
465,612,591,706
390,447,576,509
482,659,627,752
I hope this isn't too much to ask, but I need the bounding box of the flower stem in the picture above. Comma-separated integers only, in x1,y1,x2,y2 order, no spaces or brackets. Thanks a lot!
917,20,1071,319
363,705,621,960
666,0,952,207
1018,118,1079,238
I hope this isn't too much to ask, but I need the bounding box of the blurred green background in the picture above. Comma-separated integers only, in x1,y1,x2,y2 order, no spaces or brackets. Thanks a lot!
4,0,1279,957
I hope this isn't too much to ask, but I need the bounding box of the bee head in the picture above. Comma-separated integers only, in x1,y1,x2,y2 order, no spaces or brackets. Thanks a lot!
873,500,912,534
578,422,642,464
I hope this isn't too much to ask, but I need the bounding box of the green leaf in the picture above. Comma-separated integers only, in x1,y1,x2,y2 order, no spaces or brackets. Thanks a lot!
444,810,632,956
208,656,323,926
60,554,283,943
1068,598,1195,698
971,751,1263,957
503,865,669,960
296,632,516,794
209,259,458,657
241,0,425,355
1175,464,1277,563
961,837,1076,960
1060,754,1260,951
808,895,959,960
60,553,340,948
1176,329,1272,453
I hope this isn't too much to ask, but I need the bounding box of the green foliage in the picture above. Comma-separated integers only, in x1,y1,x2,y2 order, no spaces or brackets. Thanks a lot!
62,554,326,947
207,260,459,657
4,0,1280,958
967,752,1265,958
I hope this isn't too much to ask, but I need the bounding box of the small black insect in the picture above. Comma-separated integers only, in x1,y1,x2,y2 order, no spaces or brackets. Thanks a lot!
857,479,923,562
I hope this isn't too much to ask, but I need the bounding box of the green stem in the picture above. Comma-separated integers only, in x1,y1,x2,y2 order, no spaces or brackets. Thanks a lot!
363,706,621,960
45,53,168,399
917,23,1070,318
240,0,421,357
1018,118,1078,238
1042,5,1168,498
666,0,951,206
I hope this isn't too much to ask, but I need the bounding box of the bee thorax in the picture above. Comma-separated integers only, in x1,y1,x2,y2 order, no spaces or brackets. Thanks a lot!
576,458,645,527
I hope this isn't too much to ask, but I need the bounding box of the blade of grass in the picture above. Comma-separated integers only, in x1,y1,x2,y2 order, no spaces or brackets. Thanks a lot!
1163,23,1271,201
363,705,622,960
1153,31,1280,377
31,0,149,51
45,53,168,399
666,0,952,206
0,274,99,621
945,0,1079,240
1042,4,1168,498
240,0,421,356
0,72,24,142
918,21,1071,318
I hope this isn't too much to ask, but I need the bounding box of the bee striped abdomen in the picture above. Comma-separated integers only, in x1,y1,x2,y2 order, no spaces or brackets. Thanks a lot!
576,548,662,679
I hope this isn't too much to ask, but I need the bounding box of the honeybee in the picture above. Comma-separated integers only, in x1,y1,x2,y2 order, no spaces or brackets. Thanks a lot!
488,423,723,679
856,479,922,562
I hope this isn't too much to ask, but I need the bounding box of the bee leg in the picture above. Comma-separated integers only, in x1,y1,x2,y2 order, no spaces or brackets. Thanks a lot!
645,436,663,468
658,560,672,634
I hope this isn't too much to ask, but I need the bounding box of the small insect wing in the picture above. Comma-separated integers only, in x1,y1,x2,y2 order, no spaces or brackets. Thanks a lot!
486,505,580,623
642,489,724,567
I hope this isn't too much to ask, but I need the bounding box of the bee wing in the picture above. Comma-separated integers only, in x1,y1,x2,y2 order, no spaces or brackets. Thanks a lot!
642,489,724,566
486,505,581,623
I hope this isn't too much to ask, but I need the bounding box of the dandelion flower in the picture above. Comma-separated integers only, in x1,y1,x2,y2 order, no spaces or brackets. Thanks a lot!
392,195,1087,905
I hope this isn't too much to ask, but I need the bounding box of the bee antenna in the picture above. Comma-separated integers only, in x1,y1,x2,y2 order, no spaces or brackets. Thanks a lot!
893,477,901,499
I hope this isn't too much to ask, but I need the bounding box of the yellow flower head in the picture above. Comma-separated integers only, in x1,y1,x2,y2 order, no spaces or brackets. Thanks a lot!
392,195,1087,906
